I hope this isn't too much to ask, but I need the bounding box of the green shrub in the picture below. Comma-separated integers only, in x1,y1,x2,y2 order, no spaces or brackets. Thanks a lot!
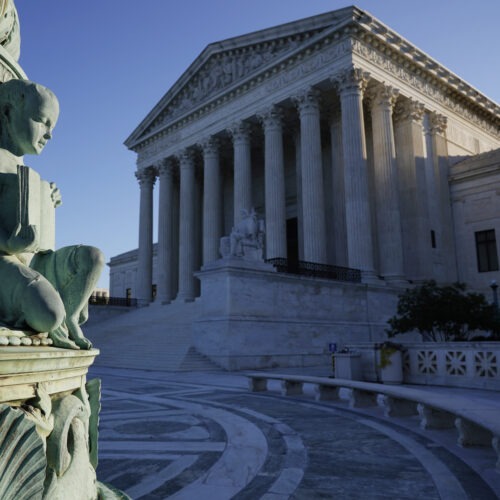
387,281,500,342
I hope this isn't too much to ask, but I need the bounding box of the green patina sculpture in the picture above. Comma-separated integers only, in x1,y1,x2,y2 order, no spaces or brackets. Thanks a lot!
0,79,104,349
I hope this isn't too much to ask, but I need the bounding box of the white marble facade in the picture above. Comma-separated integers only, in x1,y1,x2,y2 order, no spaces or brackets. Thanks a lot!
111,7,500,305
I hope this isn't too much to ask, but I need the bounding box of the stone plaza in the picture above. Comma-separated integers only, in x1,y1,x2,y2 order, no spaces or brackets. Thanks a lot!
91,364,500,499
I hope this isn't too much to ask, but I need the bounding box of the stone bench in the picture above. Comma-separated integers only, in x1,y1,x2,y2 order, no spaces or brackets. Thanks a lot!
245,371,500,470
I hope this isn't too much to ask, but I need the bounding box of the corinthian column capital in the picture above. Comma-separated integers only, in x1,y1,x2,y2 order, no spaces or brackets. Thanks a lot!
135,167,156,187
156,157,175,177
258,105,284,131
366,83,399,111
332,67,370,95
393,98,426,124
227,121,251,143
200,136,220,158
293,87,321,116
177,148,196,167
429,112,448,135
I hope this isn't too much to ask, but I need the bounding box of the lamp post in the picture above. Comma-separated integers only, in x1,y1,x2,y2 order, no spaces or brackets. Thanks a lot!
491,280,499,312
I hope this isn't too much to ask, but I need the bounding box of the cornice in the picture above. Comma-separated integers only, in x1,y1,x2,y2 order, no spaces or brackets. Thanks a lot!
127,7,500,154
129,30,355,155
125,7,360,148
354,14,499,117
351,37,500,138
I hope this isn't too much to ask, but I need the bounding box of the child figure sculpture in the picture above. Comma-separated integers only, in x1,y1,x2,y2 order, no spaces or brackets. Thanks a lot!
0,79,103,349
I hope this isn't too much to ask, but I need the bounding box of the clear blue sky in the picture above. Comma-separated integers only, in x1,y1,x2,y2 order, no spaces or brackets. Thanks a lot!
15,0,500,289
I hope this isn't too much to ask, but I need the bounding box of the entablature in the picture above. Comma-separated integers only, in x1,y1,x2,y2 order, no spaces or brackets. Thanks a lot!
126,6,500,156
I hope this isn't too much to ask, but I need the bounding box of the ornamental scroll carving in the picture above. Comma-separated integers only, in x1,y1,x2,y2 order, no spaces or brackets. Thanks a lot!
352,38,500,138
293,88,321,115
393,98,426,124
135,167,157,187
429,112,448,135
258,106,284,132
200,136,220,158
365,83,399,111
333,66,370,95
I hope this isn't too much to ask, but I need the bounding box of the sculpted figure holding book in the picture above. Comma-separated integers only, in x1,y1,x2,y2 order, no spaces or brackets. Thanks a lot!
0,79,103,349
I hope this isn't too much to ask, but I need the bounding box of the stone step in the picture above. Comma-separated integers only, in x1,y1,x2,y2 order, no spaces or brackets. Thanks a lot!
85,300,223,372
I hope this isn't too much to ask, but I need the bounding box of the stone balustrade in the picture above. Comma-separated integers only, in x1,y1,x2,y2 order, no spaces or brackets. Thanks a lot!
246,371,500,471
347,342,500,390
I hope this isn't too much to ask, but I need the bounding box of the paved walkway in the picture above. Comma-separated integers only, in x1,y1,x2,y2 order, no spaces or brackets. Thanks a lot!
89,366,500,499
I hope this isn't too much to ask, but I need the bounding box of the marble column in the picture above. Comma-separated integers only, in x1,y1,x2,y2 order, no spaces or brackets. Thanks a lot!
294,88,327,264
293,128,304,261
177,149,196,302
157,158,175,304
334,68,376,280
394,98,432,282
259,106,287,260
329,102,347,267
201,137,222,265
228,121,252,225
135,167,156,306
368,83,405,283
430,112,457,282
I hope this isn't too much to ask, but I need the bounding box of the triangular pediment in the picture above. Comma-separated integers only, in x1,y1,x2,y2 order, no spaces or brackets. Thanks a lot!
125,6,359,148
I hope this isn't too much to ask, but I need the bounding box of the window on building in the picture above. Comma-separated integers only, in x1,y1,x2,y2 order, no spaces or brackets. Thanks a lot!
152,284,157,301
475,229,499,272
126,288,132,306
430,230,436,249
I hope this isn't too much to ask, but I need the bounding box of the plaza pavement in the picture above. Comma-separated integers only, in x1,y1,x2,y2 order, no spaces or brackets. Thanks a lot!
89,364,500,499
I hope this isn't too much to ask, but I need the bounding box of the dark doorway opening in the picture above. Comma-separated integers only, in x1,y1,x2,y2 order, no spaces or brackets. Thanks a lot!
287,217,299,273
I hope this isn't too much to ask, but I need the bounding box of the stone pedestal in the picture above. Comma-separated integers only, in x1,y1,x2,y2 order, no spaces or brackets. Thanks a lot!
0,347,128,499
194,260,400,370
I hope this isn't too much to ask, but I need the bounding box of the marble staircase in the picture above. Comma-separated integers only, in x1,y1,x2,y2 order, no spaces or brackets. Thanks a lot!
85,300,221,372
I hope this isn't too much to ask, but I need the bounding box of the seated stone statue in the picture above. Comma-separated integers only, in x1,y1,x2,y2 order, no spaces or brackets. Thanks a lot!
0,79,103,349
219,208,265,261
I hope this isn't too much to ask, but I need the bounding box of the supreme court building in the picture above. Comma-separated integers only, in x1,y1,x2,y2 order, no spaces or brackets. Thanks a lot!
109,7,500,368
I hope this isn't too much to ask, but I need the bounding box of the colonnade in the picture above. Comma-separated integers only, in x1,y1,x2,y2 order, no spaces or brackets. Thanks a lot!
135,67,449,306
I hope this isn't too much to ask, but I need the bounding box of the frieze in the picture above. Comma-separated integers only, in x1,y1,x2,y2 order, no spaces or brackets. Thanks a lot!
137,131,182,163
145,30,327,136
352,39,500,139
265,38,352,93
134,36,352,150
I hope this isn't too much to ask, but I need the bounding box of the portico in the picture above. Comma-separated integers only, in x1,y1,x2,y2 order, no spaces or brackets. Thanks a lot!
110,6,500,369
128,24,499,304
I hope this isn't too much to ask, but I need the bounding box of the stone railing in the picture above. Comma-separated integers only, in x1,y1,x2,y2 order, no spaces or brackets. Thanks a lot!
402,342,500,390
246,372,500,472
265,258,362,283
346,342,500,391
89,295,138,307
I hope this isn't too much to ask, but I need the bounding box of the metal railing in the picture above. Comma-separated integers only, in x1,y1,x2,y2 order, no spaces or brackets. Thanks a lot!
266,258,361,283
89,296,138,307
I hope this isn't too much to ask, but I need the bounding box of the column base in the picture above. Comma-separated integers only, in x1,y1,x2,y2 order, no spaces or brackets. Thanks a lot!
383,275,410,288
136,299,151,308
175,294,195,303
361,270,382,285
